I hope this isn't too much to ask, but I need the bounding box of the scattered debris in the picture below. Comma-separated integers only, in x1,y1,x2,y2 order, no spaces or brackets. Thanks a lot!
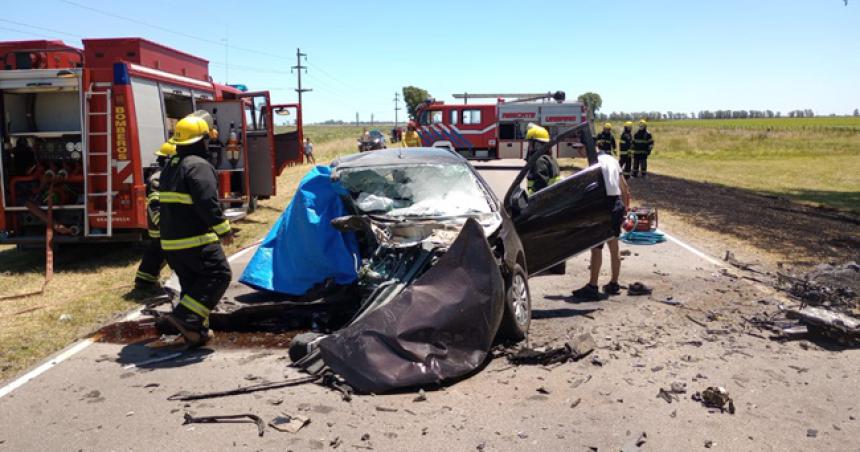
375,406,398,413
704,440,714,448
268,413,310,433
123,352,184,370
692,387,735,414
620,431,648,452
168,375,320,401
806,428,818,438
507,334,595,366
591,354,605,367
659,297,682,306
670,382,687,393
413,389,427,402
777,262,858,311
628,282,652,296
656,388,677,404
58,314,73,322
570,398,582,409
536,387,551,395
183,413,265,437
785,306,860,341
685,314,708,328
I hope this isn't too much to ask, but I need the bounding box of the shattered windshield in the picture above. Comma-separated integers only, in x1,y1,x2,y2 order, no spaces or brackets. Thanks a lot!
338,163,493,218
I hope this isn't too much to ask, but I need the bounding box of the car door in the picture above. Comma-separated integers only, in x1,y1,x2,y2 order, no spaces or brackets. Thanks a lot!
505,123,616,275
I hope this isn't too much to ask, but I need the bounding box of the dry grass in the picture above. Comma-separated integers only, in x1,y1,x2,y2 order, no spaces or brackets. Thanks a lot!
0,130,360,383
645,123,860,212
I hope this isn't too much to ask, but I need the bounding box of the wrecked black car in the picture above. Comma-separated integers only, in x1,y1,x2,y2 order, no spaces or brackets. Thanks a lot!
219,124,617,393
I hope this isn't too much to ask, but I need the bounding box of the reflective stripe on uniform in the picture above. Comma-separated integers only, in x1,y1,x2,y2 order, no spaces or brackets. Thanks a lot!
160,232,219,250
148,229,160,238
135,270,159,282
211,220,231,236
147,192,159,203
179,294,210,320
159,191,193,204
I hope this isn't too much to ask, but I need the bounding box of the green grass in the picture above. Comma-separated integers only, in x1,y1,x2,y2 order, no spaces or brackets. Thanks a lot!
0,131,362,383
643,118,860,212
659,116,860,132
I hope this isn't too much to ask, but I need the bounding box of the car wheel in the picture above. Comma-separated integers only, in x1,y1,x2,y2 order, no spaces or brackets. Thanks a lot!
288,332,324,362
497,263,531,341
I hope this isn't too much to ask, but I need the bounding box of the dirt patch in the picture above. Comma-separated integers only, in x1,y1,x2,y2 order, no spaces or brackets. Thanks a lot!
93,320,298,349
624,174,860,264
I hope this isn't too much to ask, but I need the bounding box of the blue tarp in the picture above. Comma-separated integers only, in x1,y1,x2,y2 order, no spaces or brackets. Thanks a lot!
240,166,360,295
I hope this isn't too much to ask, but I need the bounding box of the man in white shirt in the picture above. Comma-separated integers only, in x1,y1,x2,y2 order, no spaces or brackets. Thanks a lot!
572,147,632,300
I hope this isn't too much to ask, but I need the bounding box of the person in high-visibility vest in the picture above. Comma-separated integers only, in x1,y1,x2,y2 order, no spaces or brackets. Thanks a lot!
619,121,634,179
525,124,560,194
402,121,422,147
133,142,174,289
157,113,233,347
631,119,654,177
594,122,617,158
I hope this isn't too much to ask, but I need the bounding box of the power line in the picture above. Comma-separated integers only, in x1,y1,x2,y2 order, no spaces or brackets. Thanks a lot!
59,0,291,61
0,19,84,39
0,25,54,40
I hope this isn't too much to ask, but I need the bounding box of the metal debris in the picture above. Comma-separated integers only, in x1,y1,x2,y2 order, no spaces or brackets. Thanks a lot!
507,334,595,366
620,431,648,452
168,375,320,401
413,389,427,402
268,413,310,433
183,413,265,437
692,386,735,414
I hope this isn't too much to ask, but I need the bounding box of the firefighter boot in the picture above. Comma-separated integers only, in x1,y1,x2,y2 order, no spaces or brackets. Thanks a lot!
163,309,213,348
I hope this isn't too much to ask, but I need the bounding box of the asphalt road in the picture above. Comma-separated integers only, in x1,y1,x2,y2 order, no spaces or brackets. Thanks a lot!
1,164,857,451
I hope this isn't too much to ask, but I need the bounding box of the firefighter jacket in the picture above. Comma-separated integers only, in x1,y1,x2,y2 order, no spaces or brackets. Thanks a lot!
632,129,654,155
145,168,161,238
595,131,617,154
403,130,422,147
619,129,633,155
527,155,561,193
158,151,231,251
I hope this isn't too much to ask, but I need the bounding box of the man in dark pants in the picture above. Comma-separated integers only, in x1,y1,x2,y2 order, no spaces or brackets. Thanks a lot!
594,122,617,158
158,114,233,347
619,121,634,179
134,142,174,289
632,119,654,177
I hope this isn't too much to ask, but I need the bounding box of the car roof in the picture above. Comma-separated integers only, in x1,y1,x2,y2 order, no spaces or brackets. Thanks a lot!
331,147,468,170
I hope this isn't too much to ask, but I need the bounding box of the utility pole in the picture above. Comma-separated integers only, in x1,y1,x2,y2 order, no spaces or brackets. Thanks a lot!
393,92,401,128
292,48,311,132
371,113,374,127
355,112,359,127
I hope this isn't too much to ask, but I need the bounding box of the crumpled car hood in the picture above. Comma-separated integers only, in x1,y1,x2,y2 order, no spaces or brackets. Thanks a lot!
313,218,505,393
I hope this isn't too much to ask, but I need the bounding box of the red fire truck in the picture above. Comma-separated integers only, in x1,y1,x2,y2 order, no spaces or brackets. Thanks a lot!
414,92,588,160
0,38,304,245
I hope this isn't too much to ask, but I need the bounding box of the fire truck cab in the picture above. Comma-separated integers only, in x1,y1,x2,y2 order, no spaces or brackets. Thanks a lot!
415,94,587,160
0,38,304,244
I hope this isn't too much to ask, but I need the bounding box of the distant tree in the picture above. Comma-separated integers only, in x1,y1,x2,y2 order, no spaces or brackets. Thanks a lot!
577,92,603,120
854,108,859,116
402,86,431,120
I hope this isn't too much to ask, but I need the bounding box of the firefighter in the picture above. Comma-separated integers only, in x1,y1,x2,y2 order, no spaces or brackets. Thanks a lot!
619,121,634,179
525,124,560,194
133,142,175,289
594,122,617,157
158,113,233,347
631,119,654,177
402,121,422,147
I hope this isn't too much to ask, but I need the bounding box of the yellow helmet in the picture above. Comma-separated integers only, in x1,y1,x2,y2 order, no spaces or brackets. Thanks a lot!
639,119,647,125
168,115,210,145
624,121,633,127
603,122,612,129
155,142,176,157
525,124,550,142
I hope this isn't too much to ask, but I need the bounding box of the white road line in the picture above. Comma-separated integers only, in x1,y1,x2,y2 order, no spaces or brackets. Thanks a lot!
0,243,260,400
660,230,726,268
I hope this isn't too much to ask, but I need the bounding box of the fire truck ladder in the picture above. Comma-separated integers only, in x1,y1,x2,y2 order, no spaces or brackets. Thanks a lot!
83,84,113,238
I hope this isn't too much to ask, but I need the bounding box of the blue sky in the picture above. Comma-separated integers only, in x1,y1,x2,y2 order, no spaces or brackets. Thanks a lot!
2,0,859,122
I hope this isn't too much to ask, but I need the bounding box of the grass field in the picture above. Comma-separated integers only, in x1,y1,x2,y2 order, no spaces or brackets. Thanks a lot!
645,118,860,212
0,125,368,382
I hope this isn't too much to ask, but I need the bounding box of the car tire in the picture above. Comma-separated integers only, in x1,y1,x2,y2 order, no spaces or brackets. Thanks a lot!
497,263,531,342
288,332,324,362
